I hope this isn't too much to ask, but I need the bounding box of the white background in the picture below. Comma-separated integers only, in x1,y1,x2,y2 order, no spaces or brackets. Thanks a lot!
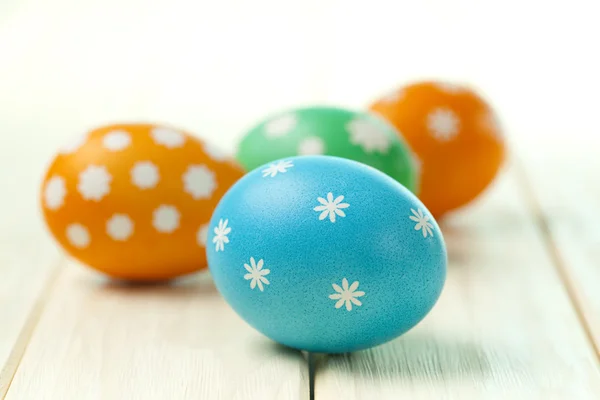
0,0,597,232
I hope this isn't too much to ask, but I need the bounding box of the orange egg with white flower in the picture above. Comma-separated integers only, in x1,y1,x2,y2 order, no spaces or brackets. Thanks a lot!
370,81,506,218
40,123,245,281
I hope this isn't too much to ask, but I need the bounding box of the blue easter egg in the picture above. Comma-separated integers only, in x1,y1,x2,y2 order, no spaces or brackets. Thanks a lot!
206,155,446,353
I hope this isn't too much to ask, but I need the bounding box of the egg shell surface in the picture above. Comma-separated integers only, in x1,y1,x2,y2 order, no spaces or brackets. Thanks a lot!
236,106,420,193
207,155,446,353
370,81,506,218
41,123,245,281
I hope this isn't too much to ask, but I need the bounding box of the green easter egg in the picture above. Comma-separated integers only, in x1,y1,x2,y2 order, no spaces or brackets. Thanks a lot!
236,106,419,193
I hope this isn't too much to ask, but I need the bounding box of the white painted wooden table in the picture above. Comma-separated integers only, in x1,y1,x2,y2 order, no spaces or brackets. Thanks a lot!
2,1,600,398
3,134,599,400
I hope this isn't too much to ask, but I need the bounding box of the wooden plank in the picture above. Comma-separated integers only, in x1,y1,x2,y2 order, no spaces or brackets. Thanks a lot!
314,164,600,399
515,137,600,355
0,240,60,398
4,264,309,400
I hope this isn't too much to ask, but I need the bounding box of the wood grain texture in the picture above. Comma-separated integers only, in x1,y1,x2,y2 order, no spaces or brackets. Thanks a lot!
314,163,600,399
515,137,600,354
4,264,308,400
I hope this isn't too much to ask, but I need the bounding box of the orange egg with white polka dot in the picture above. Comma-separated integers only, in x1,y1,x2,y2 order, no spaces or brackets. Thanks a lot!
370,81,506,218
40,123,245,281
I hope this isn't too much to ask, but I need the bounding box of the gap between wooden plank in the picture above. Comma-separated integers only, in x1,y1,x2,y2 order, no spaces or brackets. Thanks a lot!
307,352,315,400
0,260,62,399
513,158,600,360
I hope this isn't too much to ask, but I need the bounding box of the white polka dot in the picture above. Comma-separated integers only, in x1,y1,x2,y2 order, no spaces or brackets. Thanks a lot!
78,165,112,201
44,176,67,211
427,108,460,141
183,165,217,200
197,224,209,247
106,214,134,241
151,127,186,148
103,130,132,151
77,165,112,201
153,205,180,233
264,113,297,138
298,137,325,155
347,118,392,154
66,223,91,248
131,161,160,189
